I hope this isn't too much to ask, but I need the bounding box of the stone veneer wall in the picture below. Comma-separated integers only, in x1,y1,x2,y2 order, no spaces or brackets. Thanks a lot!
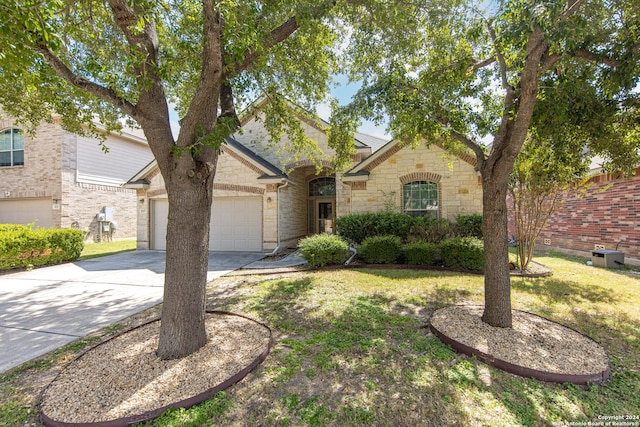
510,168,640,262
139,147,277,250
346,144,482,220
277,167,309,248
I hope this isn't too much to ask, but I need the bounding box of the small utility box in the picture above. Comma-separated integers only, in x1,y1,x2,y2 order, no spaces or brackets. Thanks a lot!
591,250,625,268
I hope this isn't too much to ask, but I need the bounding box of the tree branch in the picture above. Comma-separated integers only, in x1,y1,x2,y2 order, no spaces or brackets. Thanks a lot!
469,56,497,72
487,21,513,94
35,40,138,118
108,0,159,62
563,0,587,18
178,0,223,149
573,49,621,67
223,1,335,78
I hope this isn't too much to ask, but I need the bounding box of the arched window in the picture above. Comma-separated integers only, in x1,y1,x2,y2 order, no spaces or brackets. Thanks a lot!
308,177,336,197
0,128,24,167
403,181,438,219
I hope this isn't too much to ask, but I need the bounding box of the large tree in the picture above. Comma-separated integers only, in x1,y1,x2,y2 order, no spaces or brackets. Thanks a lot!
333,0,640,327
0,0,344,359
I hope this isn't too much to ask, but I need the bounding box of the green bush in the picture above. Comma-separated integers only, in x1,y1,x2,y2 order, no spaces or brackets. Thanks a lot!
298,234,349,267
336,212,414,244
408,217,459,243
456,214,483,239
403,241,437,265
0,224,30,232
359,235,403,264
439,237,484,271
0,225,84,270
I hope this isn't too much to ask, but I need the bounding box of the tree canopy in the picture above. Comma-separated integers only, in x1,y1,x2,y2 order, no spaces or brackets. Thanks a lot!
332,0,640,327
0,0,351,359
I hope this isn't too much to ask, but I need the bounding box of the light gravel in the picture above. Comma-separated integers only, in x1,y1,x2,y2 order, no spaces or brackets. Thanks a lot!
41,313,271,424
430,305,609,375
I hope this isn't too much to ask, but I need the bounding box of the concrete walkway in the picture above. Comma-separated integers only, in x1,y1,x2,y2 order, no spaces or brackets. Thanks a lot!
0,250,265,373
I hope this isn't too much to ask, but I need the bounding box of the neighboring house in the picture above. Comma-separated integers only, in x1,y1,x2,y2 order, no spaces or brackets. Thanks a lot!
0,114,154,239
128,105,483,252
531,166,640,264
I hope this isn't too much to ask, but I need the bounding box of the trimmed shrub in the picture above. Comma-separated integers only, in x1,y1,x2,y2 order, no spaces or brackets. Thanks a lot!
404,240,437,265
408,217,459,243
0,225,84,270
336,212,414,244
456,214,483,239
359,235,403,264
298,234,349,267
439,237,484,271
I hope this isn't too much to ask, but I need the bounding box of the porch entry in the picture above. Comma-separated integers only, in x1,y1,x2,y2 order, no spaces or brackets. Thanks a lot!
308,177,336,235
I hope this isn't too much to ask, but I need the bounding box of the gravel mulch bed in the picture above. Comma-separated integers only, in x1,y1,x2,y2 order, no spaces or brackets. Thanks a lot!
430,305,609,381
40,312,271,425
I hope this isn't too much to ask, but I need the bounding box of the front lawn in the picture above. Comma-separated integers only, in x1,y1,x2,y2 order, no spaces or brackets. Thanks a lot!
79,239,137,260
1,252,638,426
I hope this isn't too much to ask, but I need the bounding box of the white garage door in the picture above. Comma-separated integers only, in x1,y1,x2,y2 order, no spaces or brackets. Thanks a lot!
152,197,262,251
0,198,53,228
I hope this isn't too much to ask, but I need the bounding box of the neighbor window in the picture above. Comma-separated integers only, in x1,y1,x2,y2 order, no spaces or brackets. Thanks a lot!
0,128,24,167
403,181,439,219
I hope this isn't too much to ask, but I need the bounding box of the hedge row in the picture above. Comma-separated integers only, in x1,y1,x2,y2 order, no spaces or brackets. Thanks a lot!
299,234,484,272
0,224,84,270
335,212,483,244
358,235,484,271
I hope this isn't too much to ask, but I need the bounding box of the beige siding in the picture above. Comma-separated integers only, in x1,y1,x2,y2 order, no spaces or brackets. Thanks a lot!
75,132,153,185
0,116,151,240
347,144,482,220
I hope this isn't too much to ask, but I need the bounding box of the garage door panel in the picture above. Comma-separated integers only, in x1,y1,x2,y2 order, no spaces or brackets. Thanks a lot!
153,197,261,251
0,198,53,228
209,197,262,251
151,199,169,250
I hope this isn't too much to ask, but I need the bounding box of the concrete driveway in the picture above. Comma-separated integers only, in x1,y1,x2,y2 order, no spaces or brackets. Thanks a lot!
0,250,264,373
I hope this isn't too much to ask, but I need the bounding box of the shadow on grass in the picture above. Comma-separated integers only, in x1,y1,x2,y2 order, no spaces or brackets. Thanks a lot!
198,274,626,426
511,276,618,305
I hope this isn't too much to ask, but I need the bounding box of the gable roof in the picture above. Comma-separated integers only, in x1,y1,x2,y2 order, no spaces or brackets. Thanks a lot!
343,139,478,181
126,136,287,186
239,97,371,151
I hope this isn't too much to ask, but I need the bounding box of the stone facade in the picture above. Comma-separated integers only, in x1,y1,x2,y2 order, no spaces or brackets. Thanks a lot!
133,110,483,252
0,115,152,240
343,143,483,220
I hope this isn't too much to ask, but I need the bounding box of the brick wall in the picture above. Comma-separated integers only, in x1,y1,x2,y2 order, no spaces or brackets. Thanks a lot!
0,118,63,226
60,131,140,239
508,168,640,262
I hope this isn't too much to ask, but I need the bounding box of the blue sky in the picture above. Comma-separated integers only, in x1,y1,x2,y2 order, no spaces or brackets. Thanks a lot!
317,74,389,139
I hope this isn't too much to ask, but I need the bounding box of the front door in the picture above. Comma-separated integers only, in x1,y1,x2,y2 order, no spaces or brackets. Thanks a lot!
316,200,334,234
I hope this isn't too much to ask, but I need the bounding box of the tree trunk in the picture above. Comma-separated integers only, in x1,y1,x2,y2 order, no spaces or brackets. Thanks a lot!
155,156,216,359
480,169,513,328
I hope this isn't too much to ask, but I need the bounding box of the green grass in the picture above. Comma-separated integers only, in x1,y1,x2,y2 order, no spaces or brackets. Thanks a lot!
79,239,136,260
2,251,639,426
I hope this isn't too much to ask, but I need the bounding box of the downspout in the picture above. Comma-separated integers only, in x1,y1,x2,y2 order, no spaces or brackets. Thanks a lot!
268,180,289,256
345,246,357,265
